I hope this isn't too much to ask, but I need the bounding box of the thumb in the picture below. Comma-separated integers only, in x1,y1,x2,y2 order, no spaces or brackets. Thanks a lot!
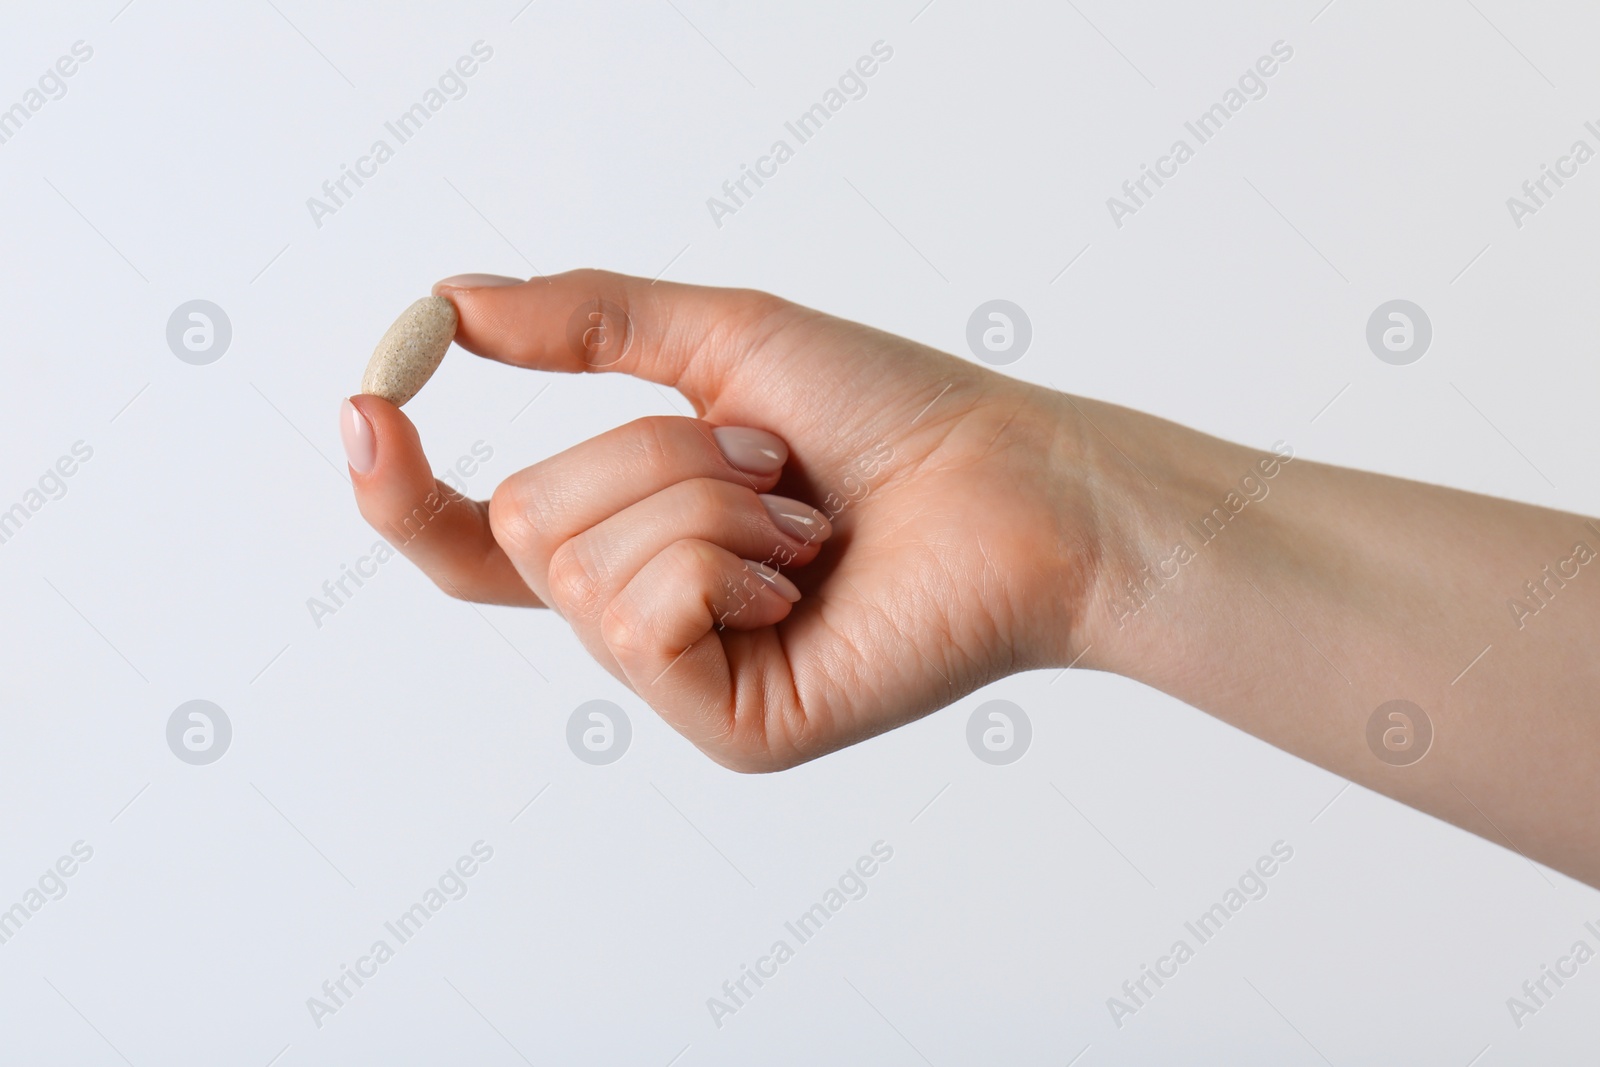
432,268,782,409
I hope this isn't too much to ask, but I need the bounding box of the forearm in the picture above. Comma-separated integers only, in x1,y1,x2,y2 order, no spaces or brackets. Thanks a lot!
1059,393,1600,886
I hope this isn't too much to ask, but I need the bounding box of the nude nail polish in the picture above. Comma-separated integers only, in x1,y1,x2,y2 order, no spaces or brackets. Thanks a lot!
340,398,376,474
760,495,831,543
433,273,525,291
713,426,788,475
744,560,801,602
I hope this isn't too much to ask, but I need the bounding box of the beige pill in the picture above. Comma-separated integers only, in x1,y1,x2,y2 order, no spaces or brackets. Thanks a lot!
360,296,458,406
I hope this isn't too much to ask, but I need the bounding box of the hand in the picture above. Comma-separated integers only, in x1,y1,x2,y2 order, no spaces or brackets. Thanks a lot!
341,269,1600,886
343,270,1100,770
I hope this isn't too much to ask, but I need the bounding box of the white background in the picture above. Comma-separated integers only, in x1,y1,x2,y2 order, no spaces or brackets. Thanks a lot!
2,1,1598,1064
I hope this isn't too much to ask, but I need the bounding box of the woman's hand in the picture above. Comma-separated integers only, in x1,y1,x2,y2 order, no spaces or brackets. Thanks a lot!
343,270,1103,770
342,268,1600,885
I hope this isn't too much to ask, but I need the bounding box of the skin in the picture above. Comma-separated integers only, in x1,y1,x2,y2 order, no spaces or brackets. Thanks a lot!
346,269,1600,888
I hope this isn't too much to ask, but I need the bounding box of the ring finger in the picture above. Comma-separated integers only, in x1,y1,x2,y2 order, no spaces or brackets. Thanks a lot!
546,477,831,665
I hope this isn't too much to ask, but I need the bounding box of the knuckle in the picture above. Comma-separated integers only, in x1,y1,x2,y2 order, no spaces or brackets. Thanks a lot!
488,478,549,554
664,538,720,584
719,290,799,354
487,480,531,549
546,541,601,617
620,415,693,478
572,267,620,294
599,593,656,658
600,540,716,655
681,476,738,517
730,287,790,323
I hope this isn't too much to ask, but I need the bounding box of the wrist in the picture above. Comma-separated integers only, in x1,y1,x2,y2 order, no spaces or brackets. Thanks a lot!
1035,391,1134,674
1039,391,1282,681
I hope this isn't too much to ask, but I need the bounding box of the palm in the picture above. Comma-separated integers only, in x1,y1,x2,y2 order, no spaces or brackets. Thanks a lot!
689,306,1078,768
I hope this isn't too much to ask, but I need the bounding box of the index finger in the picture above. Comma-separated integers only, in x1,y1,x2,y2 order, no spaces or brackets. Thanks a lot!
344,395,543,608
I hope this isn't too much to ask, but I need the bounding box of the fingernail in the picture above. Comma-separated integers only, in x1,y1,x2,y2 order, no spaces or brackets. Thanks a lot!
760,494,831,543
433,273,525,293
744,560,801,603
340,398,376,475
713,426,787,475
